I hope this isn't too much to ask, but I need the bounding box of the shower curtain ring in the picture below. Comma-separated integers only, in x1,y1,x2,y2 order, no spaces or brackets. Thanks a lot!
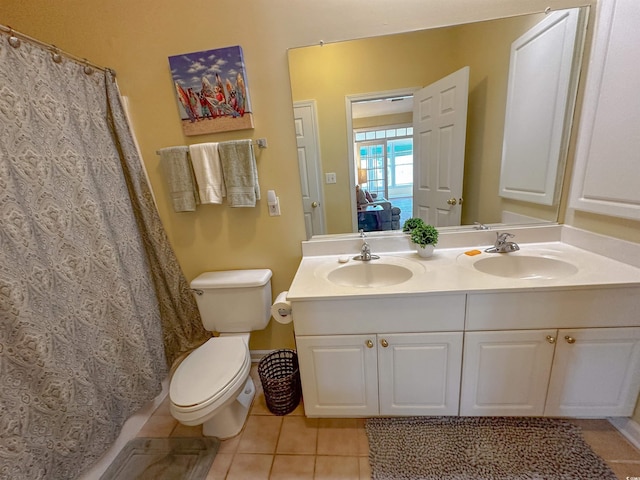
83,59,94,75
8,29,21,48
51,46,62,64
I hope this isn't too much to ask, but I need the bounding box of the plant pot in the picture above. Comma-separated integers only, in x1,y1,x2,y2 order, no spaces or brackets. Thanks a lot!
416,244,435,258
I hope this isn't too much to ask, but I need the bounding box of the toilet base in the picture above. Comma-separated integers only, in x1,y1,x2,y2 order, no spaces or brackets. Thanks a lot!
202,376,256,439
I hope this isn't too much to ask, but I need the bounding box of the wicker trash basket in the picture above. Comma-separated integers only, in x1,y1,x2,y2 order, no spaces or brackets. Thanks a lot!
257,349,302,416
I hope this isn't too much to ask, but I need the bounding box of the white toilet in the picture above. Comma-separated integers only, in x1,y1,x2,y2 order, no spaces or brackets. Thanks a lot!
169,269,272,439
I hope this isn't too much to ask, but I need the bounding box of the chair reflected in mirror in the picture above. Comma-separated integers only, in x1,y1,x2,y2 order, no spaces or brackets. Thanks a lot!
356,184,401,232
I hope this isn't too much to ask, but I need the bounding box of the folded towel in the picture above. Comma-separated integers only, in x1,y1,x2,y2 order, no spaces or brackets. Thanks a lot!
158,146,199,212
218,140,260,207
189,143,225,204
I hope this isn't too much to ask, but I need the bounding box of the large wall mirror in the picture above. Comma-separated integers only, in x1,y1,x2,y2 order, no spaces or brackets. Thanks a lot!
288,7,589,239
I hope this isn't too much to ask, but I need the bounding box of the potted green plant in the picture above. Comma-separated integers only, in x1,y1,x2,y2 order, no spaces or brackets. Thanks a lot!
402,217,425,233
410,223,439,257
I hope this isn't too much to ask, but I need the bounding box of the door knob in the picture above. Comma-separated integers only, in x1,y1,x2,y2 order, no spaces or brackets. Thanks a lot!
365,340,374,348
311,201,319,208
380,339,389,348
565,336,576,344
447,197,457,205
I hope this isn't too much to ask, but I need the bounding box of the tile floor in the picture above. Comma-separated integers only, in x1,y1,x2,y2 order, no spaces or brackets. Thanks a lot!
136,365,640,479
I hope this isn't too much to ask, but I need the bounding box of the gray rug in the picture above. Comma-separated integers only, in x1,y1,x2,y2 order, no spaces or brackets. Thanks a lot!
100,437,219,480
366,417,616,480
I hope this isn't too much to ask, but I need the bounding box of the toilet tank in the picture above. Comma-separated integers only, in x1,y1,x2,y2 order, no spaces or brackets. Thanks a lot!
190,269,272,333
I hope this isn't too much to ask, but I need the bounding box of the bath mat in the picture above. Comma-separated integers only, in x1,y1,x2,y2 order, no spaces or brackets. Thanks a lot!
366,417,616,480
100,437,219,480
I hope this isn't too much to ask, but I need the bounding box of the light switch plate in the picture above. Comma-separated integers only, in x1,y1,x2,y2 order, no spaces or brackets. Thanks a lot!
325,172,337,184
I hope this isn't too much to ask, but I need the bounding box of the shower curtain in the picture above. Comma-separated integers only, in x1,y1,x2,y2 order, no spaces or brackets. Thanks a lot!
0,33,209,479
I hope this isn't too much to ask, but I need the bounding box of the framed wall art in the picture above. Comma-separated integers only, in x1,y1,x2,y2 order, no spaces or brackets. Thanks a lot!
168,45,254,136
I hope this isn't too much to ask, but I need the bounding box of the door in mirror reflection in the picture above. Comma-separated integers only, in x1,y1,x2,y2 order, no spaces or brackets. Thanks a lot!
414,66,469,227
294,101,326,238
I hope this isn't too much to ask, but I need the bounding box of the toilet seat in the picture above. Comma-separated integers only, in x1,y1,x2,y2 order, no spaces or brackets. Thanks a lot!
170,337,249,413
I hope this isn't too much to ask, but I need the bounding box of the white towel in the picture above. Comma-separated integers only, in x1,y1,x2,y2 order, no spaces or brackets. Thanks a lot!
189,143,225,204
158,146,199,212
218,140,260,207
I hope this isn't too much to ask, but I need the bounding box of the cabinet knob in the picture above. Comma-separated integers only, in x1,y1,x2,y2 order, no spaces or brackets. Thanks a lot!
565,336,576,344
365,339,374,348
380,339,389,348
546,335,556,344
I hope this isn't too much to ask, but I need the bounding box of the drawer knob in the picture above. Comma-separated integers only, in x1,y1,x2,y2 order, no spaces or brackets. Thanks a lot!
365,340,374,348
565,336,576,344
380,339,389,348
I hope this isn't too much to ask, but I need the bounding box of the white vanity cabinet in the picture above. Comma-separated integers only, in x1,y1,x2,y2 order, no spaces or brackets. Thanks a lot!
460,329,556,416
290,264,640,419
461,288,640,417
292,293,467,417
296,332,463,417
545,327,640,417
295,334,379,417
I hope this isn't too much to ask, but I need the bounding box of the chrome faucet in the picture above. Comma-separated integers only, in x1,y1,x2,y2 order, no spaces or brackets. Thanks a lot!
354,230,379,261
485,232,520,253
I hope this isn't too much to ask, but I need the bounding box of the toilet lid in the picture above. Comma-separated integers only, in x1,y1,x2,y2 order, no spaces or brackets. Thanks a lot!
170,337,247,407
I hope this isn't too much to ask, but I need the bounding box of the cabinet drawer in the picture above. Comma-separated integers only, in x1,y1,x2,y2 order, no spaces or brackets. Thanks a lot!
292,294,465,335
466,287,640,330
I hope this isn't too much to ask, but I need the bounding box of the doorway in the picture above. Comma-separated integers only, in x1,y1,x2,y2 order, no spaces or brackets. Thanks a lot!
347,88,417,231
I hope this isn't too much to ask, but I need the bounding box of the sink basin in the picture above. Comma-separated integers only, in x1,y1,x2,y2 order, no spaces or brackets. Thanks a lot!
472,255,578,279
327,263,414,287
315,256,426,288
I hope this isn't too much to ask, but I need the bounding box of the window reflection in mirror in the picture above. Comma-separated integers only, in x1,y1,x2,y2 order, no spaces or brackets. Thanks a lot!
288,7,589,239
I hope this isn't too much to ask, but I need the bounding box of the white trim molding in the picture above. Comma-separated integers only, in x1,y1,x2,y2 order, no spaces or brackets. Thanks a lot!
609,417,640,451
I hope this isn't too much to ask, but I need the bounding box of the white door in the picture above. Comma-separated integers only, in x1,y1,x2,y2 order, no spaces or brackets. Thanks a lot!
378,332,462,416
295,335,378,417
499,8,583,206
413,66,469,227
460,330,556,416
545,327,640,417
294,101,325,238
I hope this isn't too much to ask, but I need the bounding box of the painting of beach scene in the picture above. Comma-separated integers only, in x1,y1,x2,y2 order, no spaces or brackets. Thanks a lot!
168,45,254,135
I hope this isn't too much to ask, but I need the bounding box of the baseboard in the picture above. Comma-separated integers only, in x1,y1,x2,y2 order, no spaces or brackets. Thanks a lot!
250,349,274,363
609,417,640,450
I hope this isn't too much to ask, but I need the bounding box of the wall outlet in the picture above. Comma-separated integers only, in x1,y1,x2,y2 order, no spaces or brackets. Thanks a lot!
268,198,281,216
325,172,337,184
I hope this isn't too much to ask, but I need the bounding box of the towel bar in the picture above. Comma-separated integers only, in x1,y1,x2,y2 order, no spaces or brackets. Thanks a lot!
156,138,267,155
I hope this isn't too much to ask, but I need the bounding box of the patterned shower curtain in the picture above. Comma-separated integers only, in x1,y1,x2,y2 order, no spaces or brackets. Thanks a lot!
0,34,209,479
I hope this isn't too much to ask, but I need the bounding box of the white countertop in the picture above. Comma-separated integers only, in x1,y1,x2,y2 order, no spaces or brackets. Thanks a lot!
287,241,640,301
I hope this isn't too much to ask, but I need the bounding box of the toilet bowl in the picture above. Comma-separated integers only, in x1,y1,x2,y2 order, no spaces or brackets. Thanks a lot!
169,335,255,438
168,269,272,439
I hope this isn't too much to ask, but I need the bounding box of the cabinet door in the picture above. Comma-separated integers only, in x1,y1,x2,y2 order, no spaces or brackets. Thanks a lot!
295,335,378,417
378,332,463,415
568,0,640,220
545,327,640,417
460,330,556,416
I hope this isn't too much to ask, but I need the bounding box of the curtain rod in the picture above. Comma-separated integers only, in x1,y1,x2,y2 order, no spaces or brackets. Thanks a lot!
0,23,114,76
